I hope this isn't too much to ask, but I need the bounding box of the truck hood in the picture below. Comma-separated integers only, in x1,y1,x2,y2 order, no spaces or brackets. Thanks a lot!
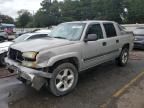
10,38,75,52
0,41,13,48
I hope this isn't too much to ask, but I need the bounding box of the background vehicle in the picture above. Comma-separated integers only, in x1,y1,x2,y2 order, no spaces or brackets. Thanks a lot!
13,32,50,43
0,23,15,35
0,32,50,66
15,29,51,38
0,36,6,42
0,41,13,66
0,30,8,40
6,20,134,96
133,27,144,49
35,29,51,34
15,31,29,38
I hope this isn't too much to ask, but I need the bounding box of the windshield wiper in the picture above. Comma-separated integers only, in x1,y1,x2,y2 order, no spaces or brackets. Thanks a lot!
54,37,67,39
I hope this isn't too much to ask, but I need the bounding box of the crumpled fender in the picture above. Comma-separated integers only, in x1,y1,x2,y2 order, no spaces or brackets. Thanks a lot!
47,52,81,67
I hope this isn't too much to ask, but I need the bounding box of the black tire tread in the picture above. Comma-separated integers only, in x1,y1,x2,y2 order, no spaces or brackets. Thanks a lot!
49,63,78,96
116,47,129,66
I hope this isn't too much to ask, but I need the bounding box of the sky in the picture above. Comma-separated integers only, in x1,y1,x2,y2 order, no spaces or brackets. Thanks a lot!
0,0,62,19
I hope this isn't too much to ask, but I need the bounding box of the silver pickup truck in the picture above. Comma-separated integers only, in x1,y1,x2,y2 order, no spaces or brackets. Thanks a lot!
5,21,134,96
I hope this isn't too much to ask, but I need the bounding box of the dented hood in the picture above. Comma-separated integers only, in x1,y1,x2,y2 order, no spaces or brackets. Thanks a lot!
10,38,74,52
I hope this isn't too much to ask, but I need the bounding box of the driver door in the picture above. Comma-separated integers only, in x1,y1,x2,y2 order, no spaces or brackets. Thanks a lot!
82,23,107,70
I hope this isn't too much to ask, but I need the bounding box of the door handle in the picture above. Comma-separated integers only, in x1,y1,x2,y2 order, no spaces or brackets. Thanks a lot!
103,42,107,46
116,40,119,43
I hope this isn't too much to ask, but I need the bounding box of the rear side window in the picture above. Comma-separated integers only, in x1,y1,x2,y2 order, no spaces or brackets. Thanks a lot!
87,24,103,39
103,23,117,38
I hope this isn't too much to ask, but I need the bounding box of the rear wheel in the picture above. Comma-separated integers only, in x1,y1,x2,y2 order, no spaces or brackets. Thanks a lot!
116,47,129,66
49,63,78,96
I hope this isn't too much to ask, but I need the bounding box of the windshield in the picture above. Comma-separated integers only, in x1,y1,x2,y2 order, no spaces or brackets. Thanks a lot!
14,34,30,42
49,23,86,41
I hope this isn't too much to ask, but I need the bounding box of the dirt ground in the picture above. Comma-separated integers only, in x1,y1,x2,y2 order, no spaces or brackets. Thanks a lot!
0,67,15,78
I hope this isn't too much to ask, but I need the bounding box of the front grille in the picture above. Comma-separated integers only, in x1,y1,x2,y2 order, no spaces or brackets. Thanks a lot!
9,48,23,63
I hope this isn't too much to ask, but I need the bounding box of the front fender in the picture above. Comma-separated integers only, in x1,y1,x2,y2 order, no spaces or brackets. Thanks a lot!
47,52,81,67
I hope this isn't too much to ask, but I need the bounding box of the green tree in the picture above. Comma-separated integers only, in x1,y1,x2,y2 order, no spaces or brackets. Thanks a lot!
91,0,124,23
34,10,51,27
125,0,144,23
40,0,52,13
16,9,33,27
34,0,62,27
23,0,144,27
61,0,81,21
79,0,94,20
0,14,14,24
61,0,124,22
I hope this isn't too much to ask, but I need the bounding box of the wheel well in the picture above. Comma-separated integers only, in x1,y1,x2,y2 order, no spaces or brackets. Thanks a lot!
49,57,79,72
122,43,130,50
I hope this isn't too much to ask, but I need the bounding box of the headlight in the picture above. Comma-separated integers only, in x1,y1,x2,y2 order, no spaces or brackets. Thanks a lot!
22,61,37,68
22,51,38,59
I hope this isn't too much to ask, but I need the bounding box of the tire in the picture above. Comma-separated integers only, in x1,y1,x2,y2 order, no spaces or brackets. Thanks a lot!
0,53,7,66
49,63,78,96
116,47,129,66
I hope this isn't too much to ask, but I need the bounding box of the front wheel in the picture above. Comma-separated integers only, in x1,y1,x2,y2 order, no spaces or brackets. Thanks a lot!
49,63,78,96
116,48,129,66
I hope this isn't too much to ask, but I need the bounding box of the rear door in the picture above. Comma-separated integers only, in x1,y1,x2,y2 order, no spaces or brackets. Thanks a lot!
102,23,120,60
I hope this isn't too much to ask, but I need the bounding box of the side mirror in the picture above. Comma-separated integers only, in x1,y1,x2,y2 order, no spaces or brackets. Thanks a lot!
84,34,98,42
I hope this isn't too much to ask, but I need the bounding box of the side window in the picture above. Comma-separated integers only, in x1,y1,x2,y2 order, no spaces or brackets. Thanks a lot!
87,24,103,39
28,34,48,40
103,23,117,38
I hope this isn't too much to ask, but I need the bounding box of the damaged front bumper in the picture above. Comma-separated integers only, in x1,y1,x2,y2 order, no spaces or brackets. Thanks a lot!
5,58,52,90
